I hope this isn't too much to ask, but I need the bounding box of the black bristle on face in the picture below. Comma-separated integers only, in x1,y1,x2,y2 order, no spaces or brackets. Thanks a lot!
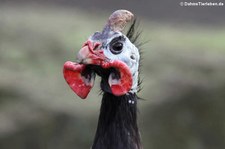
92,93,142,149
126,19,142,49
126,19,144,93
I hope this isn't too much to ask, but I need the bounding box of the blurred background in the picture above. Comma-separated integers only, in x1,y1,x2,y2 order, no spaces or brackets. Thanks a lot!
0,0,225,149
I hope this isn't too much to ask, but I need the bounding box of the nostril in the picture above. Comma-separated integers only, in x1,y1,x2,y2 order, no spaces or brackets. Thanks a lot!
93,42,101,51
83,40,101,52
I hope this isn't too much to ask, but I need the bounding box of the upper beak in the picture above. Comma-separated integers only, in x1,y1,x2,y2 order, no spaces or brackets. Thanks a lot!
77,40,105,65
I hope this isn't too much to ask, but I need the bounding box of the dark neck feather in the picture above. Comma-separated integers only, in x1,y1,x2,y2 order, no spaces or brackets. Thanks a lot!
92,92,142,149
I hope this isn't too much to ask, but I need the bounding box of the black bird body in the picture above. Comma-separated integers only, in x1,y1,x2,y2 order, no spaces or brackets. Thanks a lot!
92,93,141,149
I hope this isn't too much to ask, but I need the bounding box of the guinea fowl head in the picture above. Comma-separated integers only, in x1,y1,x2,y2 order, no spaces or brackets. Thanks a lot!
63,10,140,98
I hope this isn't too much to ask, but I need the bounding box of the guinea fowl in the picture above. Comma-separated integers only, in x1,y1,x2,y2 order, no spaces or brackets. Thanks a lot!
63,10,143,149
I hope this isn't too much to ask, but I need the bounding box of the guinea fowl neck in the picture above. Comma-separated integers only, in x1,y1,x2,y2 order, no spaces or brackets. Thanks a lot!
92,92,142,149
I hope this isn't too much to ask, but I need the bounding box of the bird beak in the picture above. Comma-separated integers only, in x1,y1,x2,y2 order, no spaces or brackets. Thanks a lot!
63,40,132,99
63,40,103,99
77,40,105,65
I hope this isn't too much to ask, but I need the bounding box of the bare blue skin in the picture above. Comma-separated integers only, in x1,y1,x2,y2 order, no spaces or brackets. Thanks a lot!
90,30,140,94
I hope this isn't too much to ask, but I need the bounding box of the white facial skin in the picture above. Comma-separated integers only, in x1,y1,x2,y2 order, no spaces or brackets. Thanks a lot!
91,32,140,93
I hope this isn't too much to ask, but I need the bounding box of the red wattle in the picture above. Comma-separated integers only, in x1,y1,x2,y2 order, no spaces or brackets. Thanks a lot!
63,61,93,99
102,61,133,96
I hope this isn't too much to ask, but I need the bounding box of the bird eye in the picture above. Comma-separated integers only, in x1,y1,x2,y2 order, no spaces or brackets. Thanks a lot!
110,42,123,54
109,36,125,54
